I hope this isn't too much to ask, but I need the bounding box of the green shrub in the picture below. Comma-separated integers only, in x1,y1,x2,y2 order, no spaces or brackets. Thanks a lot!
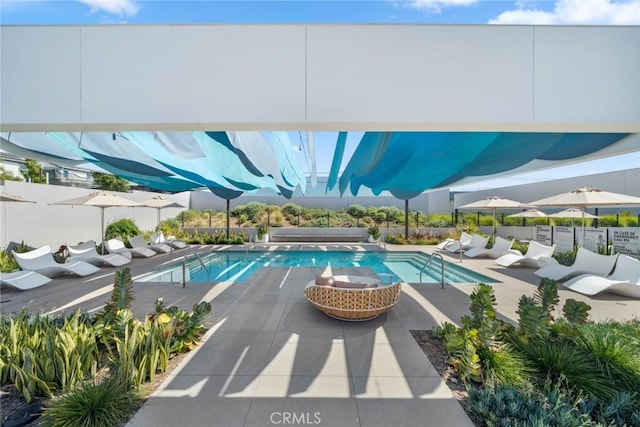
523,341,618,400
384,232,406,245
43,375,139,427
367,225,380,240
151,299,212,354
576,323,640,392
0,248,20,272
0,310,99,402
466,384,595,427
435,283,531,386
553,247,578,266
104,219,141,241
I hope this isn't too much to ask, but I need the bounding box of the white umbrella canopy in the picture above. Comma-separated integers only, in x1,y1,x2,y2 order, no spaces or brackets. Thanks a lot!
50,191,141,244
528,187,640,245
139,195,186,230
548,208,600,227
0,192,35,203
508,208,547,218
459,196,523,235
548,208,600,219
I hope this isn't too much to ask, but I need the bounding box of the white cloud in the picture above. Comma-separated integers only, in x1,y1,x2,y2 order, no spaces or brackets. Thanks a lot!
490,0,640,25
405,0,478,13
78,0,140,17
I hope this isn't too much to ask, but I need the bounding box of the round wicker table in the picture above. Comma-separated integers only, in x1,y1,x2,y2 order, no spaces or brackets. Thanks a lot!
303,275,402,321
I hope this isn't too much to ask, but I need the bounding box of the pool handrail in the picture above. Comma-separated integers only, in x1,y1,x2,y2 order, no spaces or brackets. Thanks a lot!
420,252,446,288
182,250,209,287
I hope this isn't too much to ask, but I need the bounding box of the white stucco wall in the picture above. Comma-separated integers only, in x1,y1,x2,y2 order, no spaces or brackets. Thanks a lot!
0,181,188,248
1,24,638,132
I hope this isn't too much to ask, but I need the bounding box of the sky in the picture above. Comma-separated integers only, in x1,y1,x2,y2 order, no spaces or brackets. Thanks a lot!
1,0,638,191
1,0,639,26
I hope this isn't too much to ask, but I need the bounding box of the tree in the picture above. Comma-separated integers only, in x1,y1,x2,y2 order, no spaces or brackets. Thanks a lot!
19,159,45,183
0,166,22,181
347,205,367,227
92,172,130,192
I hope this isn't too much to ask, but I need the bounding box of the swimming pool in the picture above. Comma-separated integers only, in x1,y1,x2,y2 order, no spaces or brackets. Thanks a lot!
135,251,497,285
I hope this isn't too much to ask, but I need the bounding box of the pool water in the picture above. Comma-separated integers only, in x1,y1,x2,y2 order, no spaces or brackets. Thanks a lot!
135,251,497,285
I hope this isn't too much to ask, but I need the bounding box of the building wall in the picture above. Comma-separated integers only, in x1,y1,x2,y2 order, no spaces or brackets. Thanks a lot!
0,181,188,249
454,168,640,215
2,24,638,132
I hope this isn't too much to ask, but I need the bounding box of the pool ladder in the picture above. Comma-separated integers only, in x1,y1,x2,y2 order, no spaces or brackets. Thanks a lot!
181,250,209,287
419,253,446,289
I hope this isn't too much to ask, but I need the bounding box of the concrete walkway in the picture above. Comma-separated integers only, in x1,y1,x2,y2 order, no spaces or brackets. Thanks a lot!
127,264,475,427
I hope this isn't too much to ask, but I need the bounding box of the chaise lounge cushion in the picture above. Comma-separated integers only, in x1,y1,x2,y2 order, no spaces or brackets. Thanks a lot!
315,275,335,286
333,280,378,289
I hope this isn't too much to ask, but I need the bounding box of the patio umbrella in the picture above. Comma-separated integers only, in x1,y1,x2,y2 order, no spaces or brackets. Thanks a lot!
528,187,640,245
50,191,141,245
139,195,186,230
459,196,523,236
508,208,547,239
508,208,547,219
0,192,35,203
548,208,599,227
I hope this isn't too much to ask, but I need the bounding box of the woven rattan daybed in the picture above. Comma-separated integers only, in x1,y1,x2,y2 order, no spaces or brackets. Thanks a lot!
303,275,402,321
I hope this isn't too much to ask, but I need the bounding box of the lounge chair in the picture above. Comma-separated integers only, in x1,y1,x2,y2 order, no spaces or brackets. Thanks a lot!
437,232,472,250
446,233,488,253
12,245,100,278
67,240,131,267
105,238,155,258
129,235,171,254
561,255,640,298
464,236,516,259
534,247,618,281
495,241,558,268
1,270,52,290
304,274,402,321
150,231,187,249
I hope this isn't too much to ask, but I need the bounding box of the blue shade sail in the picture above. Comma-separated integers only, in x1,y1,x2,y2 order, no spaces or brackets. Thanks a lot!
338,132,631,199
326,131,347,193
267,131,307,194
1,132,90,165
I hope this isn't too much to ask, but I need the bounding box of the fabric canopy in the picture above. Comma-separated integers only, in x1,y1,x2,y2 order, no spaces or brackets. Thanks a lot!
337,132,631,199
0,131,308,199
1,131,636,200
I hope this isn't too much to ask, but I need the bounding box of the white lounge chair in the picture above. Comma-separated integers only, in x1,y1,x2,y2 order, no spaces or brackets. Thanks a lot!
561,255,640,298
12,245,100,278
446,233,488,253
495,241,558,268
437,232,472,250
105,238,155,259
465,236,515,259
129,235,171,254
67,240,130,267
150,231,187,249
534,247,618,282
1,270,52,290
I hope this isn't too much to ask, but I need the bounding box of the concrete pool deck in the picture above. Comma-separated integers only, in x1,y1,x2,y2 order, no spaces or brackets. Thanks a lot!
1,243,638,427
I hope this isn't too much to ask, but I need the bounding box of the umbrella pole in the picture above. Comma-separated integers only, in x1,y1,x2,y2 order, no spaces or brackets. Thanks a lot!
101,207,105,250
581,208,586,247
157,208,161,231
493,209,496,237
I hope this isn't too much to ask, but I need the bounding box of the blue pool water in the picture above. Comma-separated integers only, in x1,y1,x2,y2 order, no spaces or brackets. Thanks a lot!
136,251,497,285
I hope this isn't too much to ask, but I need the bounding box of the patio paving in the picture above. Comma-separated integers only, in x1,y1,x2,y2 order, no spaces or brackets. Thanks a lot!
1,243,638,427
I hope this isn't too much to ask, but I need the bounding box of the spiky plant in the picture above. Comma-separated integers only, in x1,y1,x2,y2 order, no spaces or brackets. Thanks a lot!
94,268,134,324
43,375,139,427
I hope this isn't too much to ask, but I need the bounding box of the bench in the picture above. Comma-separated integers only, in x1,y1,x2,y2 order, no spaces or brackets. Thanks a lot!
268,234,365,243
